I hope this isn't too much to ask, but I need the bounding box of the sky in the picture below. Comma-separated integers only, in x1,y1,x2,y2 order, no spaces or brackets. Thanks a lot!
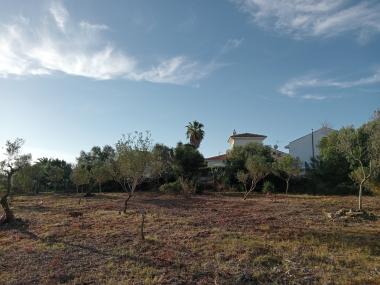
0,0,379,163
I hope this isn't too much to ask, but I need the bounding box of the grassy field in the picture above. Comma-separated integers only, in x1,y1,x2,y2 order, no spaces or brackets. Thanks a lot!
0,193,379,285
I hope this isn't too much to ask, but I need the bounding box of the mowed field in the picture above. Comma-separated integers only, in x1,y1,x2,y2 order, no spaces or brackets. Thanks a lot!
0,193,379,285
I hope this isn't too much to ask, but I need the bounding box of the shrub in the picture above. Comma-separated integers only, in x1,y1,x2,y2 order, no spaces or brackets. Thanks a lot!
159,181,182,194
262,181,275,194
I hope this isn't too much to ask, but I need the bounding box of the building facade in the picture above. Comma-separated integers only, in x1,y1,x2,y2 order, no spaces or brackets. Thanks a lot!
285,127,335,167
206,132,267,168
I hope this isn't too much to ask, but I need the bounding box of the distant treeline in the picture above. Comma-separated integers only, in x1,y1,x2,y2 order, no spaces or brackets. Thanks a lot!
1,112,379,198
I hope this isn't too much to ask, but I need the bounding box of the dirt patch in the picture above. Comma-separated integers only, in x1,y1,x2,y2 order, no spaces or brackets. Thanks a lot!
0,193,379,285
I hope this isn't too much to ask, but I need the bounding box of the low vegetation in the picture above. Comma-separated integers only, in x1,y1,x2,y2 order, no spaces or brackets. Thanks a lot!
0,193,379,284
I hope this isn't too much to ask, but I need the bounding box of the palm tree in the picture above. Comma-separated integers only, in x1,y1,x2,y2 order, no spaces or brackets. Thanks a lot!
186,121,205,148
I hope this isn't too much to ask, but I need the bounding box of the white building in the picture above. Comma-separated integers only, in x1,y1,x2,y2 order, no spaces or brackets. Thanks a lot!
206,132,267,168
228,132,267,149
285,127,335,167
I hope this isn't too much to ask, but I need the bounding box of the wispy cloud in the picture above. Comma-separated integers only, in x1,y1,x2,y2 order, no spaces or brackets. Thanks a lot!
129,56,222,85
0,1,234,84
279,68,380,99
233,0,380,42
49,1,69,32
301,94,327,100
220,38,244,54
79,21,109,32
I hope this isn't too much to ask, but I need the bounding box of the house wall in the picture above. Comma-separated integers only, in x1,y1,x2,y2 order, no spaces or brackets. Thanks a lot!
206,160,226,168
229,137,264,149
287,127,334,167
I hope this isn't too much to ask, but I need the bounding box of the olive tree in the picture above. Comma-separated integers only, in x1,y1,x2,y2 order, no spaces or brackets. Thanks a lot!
0,138,31,224
71,166,90,193
110,132,161,213
92,163,110,193
274,155,302,194
241,155,271,200
337,120,379,210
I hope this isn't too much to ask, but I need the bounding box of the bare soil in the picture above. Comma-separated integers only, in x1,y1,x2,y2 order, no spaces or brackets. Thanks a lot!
1,193,379,285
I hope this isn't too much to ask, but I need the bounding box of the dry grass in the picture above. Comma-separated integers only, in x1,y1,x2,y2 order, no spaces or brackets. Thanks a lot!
0,193,380,285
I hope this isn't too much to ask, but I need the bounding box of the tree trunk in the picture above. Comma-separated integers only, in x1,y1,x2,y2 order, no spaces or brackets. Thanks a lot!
140,210,146,240
0,193,14,224
0,174,15,224
358,181,364,211
285,178,290,195
7,174,11,194
98,182,102,193
123,192,133,214
243,182,256,200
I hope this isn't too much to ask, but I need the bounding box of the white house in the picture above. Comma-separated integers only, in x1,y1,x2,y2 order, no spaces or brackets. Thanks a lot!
227,132,267,149
206,132,267,168
285,127,335,167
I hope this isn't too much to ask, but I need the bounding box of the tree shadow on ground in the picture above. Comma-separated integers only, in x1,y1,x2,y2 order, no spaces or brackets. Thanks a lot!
2,219,179,271
139,196,206,210
297,229,380,256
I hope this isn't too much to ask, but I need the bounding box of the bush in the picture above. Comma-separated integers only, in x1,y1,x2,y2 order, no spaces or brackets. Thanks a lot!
262,181,275,194
159,181,182,194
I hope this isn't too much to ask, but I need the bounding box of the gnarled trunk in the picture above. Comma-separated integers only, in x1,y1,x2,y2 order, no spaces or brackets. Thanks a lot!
358,181,364,211
1,174,15,224
123,192,133,214
140,209,146,240
0,193,14,224
243,181,257,200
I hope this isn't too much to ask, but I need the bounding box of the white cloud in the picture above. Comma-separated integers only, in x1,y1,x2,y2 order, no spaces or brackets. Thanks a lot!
130,56,221,85
301,94,327,100
49,1,69,32
0,1,224,84
279,68,380,99
233,0,380,41
79,21,108,31
220,38,244,54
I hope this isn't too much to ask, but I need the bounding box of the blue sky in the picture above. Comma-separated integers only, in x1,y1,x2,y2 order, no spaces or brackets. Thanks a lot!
0,0,379,162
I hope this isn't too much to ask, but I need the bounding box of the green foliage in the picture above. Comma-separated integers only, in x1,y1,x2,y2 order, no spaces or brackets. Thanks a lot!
234,153,273,199
210,167,228,191
226,143,274,187
159,181,182,194
13,165,34,193
173,142,205,180
262,181,275,194
275,155,301,178
74,145,115,193
236,170,249,192
71,166,91,188
27,158,74,192
306,130,353,194
152,143,175,183
0,138,32,194
110,131,162,195
274,154,301,194
337,124,376,189
245,155,272,186
304,110,380,207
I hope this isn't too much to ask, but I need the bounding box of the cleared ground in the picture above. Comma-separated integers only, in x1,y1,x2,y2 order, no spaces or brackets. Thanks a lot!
0,193,379,285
